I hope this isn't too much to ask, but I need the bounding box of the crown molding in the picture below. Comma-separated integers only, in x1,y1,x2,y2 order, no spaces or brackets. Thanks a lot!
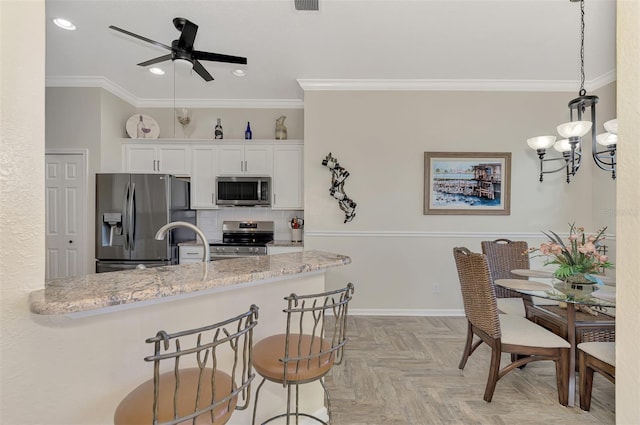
45,75,304,109
297,70,617,93
46,71,616,106
135,97,304,109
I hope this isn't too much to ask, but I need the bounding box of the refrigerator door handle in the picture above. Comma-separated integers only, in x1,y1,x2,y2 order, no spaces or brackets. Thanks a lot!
128,182,136,251
122,182,130,251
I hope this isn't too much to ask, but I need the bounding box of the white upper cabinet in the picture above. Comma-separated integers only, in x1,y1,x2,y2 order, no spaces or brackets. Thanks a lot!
123,143,191,176
190,145,219,209
218,143,273,175
272,144,303,210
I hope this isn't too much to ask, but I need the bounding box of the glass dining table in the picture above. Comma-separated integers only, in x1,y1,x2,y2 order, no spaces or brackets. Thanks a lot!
495,275,615,407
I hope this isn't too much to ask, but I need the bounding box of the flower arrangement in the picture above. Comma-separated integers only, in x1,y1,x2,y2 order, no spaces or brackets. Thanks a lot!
530,223,613,280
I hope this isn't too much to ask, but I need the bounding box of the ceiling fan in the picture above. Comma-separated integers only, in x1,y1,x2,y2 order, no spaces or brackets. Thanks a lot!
109,17,247,82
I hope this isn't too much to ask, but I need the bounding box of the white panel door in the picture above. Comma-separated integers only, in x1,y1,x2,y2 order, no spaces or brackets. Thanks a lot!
45,153,87,279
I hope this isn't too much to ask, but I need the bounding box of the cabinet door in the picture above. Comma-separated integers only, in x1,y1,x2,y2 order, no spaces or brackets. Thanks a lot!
125,145,157,173
245,145,273,175
218,145,244,174
157,145,191,176
191,146,218,209
272,145,303,209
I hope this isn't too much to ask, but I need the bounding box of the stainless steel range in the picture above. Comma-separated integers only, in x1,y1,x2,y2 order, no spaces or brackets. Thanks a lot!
209,221,274,260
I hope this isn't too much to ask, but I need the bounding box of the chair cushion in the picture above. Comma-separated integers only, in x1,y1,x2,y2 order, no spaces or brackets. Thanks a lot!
578,342,616,367
252,334,334,383
499,315,570,348
114,368,237,425
497,298,526,316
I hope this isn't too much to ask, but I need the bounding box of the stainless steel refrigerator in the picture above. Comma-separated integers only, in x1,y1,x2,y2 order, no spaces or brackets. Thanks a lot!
95,173,195,273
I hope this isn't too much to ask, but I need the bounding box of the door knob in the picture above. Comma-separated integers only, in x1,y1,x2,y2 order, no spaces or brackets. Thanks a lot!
69,240,73,244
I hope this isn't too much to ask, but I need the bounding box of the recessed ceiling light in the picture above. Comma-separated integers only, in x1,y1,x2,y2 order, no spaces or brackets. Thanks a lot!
149,67,165,75
232,69,247,77
53,18,76,31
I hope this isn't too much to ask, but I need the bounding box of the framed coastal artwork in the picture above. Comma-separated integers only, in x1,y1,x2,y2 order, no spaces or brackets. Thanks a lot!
424,152,511,215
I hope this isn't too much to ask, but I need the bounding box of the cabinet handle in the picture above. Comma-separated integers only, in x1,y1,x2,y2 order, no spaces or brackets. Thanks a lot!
152,160,156,171
157,160,160,172
274,193,276,204
244,160,247,171
240,160,243,172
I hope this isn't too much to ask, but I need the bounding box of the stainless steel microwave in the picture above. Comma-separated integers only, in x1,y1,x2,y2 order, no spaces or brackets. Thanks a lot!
216,176,271,207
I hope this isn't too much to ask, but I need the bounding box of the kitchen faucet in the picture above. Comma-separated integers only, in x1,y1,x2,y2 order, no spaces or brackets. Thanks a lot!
155,221,210,263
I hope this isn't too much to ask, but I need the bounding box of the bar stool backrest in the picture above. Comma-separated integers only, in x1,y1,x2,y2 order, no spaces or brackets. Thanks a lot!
114,305,259,425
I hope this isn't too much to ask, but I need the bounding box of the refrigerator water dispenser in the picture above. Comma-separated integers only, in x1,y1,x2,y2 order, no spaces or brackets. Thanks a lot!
102,212,122,247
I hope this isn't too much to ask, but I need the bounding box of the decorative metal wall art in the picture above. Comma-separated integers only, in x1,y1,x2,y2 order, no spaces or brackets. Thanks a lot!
322,152,357,223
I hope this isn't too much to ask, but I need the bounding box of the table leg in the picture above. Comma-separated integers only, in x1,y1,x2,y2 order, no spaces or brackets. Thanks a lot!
566,303,576,407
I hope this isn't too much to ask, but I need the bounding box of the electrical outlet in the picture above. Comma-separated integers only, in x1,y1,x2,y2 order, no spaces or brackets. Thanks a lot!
432,283,441,294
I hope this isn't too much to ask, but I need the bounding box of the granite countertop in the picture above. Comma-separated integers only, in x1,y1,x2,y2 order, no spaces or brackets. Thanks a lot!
29,250,350,316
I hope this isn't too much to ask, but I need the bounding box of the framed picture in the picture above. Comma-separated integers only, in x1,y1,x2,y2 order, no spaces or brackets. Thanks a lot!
424,152,511,215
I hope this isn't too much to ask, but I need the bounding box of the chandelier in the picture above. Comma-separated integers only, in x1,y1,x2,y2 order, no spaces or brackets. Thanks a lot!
526,0,617,183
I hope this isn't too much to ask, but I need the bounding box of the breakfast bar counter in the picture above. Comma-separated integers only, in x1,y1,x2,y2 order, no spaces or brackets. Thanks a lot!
29,250,350,316
25,250,351,424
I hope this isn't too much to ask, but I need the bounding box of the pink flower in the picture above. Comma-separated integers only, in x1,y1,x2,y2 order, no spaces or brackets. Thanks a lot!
551,245,564,255
599,255,609,263
540,243,551,255
578,241,596,254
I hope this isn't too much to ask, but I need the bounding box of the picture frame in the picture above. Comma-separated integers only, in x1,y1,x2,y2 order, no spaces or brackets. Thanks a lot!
424,152,511,215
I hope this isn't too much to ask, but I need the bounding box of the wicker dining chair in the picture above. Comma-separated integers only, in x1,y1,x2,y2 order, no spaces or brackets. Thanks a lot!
251,283,355,424
481,239,531,316
578,341,615,411
114,305,259,425
453,247,570,405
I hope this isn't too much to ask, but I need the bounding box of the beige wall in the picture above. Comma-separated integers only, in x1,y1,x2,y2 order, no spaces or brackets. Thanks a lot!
615,0,640,422
303,87,616,310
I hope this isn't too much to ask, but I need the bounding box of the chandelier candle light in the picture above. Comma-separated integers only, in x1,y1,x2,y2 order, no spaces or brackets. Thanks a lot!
526,0,618,183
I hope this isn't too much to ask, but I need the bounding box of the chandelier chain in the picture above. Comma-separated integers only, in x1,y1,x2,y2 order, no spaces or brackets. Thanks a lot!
579,0,586,96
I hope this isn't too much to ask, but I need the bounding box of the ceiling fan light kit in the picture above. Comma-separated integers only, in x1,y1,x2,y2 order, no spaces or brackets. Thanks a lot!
526,0,617,183
109,17,247,82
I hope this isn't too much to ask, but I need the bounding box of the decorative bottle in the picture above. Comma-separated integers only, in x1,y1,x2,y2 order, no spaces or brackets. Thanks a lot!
136,115,145,138
244,122,252,140
214,118,223,139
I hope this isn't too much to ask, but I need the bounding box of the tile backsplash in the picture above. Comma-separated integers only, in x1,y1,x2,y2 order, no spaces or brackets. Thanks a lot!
197,208,304,241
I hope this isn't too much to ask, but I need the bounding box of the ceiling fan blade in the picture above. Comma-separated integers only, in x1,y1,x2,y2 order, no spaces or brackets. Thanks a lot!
192,60,214,81
109,25,172,51
137,54,173,67
174,18,198,51
193,51,247,65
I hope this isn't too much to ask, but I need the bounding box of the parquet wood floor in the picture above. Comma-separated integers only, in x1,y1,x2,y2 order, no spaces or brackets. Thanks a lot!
324,316,615,425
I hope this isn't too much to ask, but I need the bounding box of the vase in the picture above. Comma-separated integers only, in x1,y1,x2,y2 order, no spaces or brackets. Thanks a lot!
555,273,598,298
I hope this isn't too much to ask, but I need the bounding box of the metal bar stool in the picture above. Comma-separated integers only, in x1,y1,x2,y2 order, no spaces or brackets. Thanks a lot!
251,283,355,424
114,305,258,425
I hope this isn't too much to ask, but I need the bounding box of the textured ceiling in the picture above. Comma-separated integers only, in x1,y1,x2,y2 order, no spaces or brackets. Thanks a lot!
45,0,616,105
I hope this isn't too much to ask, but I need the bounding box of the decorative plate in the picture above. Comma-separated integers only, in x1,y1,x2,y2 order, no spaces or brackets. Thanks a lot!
126,114,160,139
495,279,552,291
